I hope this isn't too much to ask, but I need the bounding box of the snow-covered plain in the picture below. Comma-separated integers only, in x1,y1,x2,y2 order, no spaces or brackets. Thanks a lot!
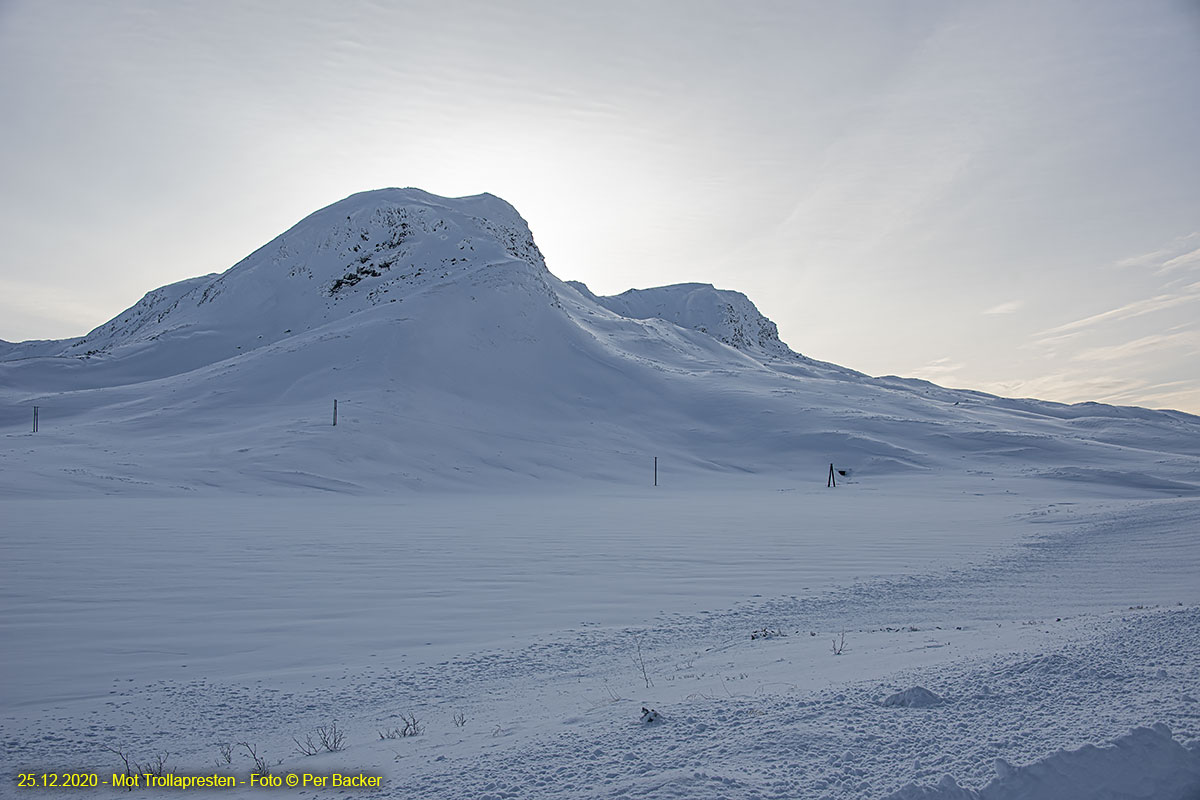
2,189,1199,798
3,484,1198,798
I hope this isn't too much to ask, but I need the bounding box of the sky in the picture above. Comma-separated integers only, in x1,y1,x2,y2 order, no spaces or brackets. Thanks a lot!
1,0,1198,413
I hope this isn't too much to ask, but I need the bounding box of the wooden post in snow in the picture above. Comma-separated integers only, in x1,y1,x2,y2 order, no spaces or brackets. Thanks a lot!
33,406,39,433
333,399,338,427
654,456,658,487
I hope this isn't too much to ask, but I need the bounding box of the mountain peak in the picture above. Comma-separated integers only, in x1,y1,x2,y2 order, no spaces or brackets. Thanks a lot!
569,280,793,360
29,188,554,385
322,188,526,228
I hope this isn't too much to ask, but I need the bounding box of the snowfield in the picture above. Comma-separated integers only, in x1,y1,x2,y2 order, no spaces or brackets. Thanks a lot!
2,188,1199,797
1,483,1198,798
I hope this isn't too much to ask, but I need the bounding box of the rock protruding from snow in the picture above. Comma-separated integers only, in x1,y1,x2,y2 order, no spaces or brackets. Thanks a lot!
883,724,1200,800
640,707,662,725
882,686,944,708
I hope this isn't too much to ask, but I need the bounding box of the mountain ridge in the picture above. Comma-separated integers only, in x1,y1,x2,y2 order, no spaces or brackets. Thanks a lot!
2,188,1198,495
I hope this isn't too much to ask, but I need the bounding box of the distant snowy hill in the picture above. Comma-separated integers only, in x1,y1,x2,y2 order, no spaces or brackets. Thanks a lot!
567,280,865,380
568,281,792,360
2,188,1199,495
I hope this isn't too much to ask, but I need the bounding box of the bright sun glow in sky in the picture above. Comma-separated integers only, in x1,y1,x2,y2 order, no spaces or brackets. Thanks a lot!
2,1,1198,412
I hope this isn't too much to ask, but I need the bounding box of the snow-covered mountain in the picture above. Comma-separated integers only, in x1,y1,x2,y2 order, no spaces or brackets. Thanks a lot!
568,281,866,381
0,189,558,389
2,188,1199,495
568,281,790,360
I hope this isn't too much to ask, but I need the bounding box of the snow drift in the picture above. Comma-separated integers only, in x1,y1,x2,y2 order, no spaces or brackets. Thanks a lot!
884,724,1200,800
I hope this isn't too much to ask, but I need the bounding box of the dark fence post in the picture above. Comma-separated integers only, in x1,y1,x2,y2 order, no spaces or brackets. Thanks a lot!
333,399,338,427
654,456,658,487
33,406,39,433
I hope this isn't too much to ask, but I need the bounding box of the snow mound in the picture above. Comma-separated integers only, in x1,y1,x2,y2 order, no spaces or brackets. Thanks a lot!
883,724,1200,800
882,686,944,708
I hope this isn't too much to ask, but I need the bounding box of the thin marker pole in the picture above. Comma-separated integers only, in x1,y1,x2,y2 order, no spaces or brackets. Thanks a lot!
333,399,338,427
33,405,39,433
654,456,657,487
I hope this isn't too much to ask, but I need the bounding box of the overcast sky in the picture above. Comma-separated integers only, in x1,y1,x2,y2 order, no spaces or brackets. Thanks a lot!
2,1,1198,412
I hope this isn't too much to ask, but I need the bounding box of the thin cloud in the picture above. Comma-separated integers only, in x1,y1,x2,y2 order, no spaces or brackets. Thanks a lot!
980,372,1200,412
1160,246,1200,274
1116,232,1200,274
1079,377,1200,413
1120,385,1200,414
909,357,964,381
975,372,1150,404
983,300,1022,315
1035,281,1200,339
1073,331,1200,363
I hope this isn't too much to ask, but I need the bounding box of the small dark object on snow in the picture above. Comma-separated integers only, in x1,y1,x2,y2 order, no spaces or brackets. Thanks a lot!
750,627,784,640
640,707,662,724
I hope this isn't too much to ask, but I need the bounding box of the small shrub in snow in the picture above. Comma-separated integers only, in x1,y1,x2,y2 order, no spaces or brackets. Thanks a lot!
640,707,663,724
632,636,654,689
238,742,271,776
104,745,171,782
380,715,422,739
452,712,467,728
140,753,170,778
293,732,321,756
832,630,847,655
316,722,345,752
295,721,345,755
